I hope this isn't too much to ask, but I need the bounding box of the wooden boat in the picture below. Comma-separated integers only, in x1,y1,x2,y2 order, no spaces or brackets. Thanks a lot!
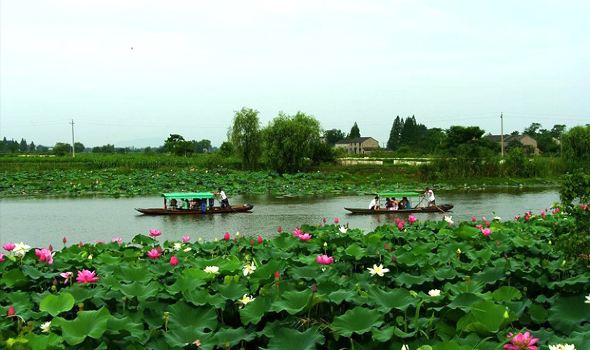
136,192,254,215
344,191,453,215
345,204,454,214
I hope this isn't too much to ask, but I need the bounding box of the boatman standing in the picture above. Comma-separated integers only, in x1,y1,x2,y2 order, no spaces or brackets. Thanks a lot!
424,187,436,207
216,187,230,208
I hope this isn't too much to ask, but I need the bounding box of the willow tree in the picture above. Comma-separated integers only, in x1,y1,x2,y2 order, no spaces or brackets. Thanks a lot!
263,111,322,173
230,107,261,169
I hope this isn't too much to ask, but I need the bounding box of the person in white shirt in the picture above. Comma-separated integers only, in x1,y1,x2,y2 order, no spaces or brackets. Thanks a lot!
369,196,380,210
216,187,230,208
424,187,435,207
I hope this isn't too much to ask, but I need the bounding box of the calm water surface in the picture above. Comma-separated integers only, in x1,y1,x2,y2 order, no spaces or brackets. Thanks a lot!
0,190,559,247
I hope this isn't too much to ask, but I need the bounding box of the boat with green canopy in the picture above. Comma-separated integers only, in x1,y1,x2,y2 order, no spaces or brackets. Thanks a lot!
136,192,254,215
344,191,453,214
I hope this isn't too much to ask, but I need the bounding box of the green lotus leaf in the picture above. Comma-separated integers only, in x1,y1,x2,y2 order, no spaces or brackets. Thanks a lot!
528,303,548,324
270,289,313,315
492,286,522,302
372,325,416,342
456,300,506,334
2,268,28,288
548,295,590,333
239,296,273,325
39,292,75,317
367,287,415,312
331,306,384,337
263,327,324,350
120,281,161,301
168,267,210,293
447,293,484,311
53,307,111,345
107,316,148,343
289,265,322,280
217,283,248,300
24,333,63,350
119,264,153,283
212,327,256,348
168,301,217,331
344,244,366,260
395,273,430,287
328,289,357,305
66,284,94,303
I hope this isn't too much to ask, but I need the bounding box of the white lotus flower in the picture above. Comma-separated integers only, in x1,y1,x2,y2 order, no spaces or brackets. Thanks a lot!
367,264,390,277
40,321,51,333
428,289,441,297
12,242,31,257
585,294,590,304
173,242,182,251
456,248,462,254
401,345,410,350
183,247,192,252
238,294,255,306
339,226,348,234
443,216,453,225
493,216,502,221
242,262,256,276
549,344,576,350
203,266,219,274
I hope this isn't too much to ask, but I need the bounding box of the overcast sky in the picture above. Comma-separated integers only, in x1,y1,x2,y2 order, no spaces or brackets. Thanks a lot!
1,0,589,147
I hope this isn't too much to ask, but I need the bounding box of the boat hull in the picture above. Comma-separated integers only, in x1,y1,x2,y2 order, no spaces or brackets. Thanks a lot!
344,204,454,214
136,204,254,215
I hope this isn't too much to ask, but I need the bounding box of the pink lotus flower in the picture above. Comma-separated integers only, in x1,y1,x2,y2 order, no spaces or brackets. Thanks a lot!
503,331,539,350
293,228,303,237
481,228,492,237
7,306,15,317
60,271,73,284
76,269,98,284
149,229,161,238
408,215,417,224
553,207,561,214
111,237,123,245
471,216,477,222
515,215,520,220
3,243,15,252
298,233,312,241
170,255,179,266
35,248,54,265
274,271,280,280
223,232,230,241
182,235,191,243
322,217,327,223
581,203,588,211
316,255,334,265
62,237,67,245
484,220,491,227
277,226,283,233
334,217,340,224
397,222,405,231
0,253,4,262
541,210,546,219
48,244,53,251
147,248,160,259
257,235,263,244
394,217,401,225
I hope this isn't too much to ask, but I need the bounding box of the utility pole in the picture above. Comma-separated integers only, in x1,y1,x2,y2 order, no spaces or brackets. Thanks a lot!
500,112,504,158
70,119,75,158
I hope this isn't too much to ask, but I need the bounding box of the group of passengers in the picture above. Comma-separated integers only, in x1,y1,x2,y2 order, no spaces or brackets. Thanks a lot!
368,188,436,211
168,187,231,210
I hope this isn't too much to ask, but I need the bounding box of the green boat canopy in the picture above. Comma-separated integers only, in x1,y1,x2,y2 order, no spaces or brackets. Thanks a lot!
377,191,422,197
162,192,215,199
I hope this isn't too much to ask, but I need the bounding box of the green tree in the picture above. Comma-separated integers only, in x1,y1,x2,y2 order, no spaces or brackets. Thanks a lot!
386,116,403,150
323,129,345,146
19,138,28,152
218,141,234,157
74,142,85,154
29,141,36,152
550,124,567,138
561,125,590,166
347,122,360,139
52,142,72,156
92,144,116,153
163,134,193,156
263,111,322,173
192,139,212,153
523,122,542,137
230,107,261,169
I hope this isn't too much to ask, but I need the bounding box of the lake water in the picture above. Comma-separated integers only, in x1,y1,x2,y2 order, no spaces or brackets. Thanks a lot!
0,190,560,247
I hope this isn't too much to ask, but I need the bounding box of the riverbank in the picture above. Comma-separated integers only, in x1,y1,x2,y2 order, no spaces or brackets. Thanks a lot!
1,214,588,349
0,166,560,198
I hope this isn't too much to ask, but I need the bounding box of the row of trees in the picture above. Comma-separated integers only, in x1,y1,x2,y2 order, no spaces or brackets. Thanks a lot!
229,108,332,173
1,137,41,153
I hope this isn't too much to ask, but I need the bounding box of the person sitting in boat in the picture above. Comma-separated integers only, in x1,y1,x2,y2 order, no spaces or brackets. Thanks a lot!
215,187,230,208
424,188,436,207
181,199,190,210
399,197,410,209
385,198,392,209
390,197,399,210
369,196,380,210
169,198,178,209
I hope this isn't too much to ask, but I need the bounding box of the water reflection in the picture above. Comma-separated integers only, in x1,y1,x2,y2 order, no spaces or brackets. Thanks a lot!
0,190,559,247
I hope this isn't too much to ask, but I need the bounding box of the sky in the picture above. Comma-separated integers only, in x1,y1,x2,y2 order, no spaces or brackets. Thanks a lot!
1,0,589,148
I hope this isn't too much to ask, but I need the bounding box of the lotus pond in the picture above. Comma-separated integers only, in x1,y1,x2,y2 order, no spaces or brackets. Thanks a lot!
1,209,589,349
